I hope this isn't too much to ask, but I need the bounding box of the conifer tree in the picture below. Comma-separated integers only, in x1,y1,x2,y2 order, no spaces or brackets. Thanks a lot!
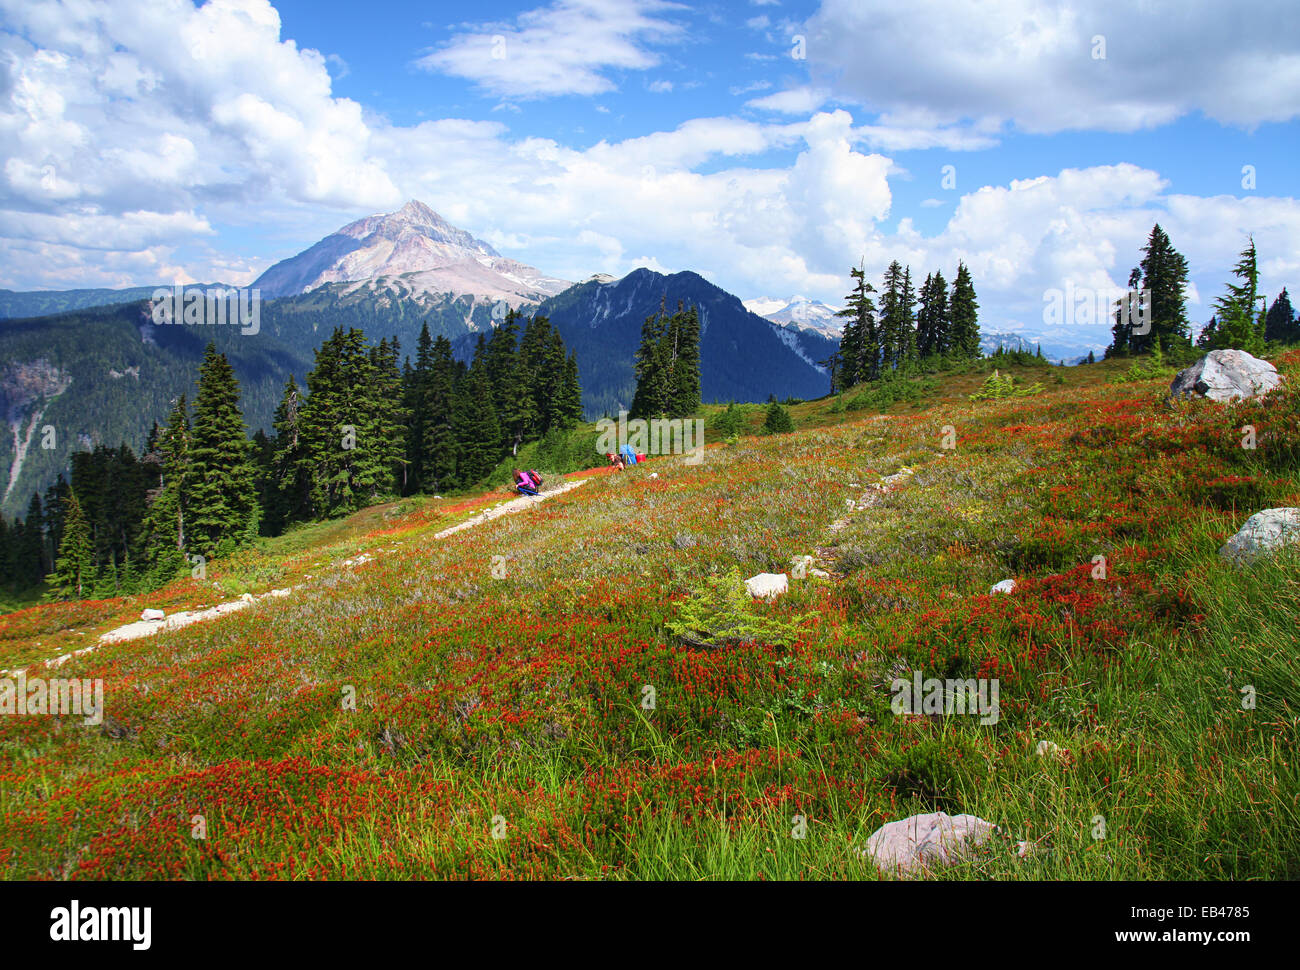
948,262,981,360
141,396,189,583
486,312,527,450
762,401,794,434
630,307,670,419
454,340,503,485
405,323,436,490
1210,237,1265,353
271,375,310,526
21,492,47,585
1264,288,1298,344
916,270,948,358
669,305,701,416
422,335,459,493
835,265,877,388
1138,223,1191,352
51,494,94,600
899,266,918,365
187,343,257,556
364,336,406,499
558,351,585,427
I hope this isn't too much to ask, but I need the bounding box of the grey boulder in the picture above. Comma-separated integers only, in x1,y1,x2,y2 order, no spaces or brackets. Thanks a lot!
1170,350,1281,403
860,812,997,875
1220,508,1300,564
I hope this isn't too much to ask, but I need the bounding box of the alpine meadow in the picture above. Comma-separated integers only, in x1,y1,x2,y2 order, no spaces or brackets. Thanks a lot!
1,0,1298,952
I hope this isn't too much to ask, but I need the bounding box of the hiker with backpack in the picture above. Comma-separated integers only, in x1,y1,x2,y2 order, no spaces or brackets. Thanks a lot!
513,469,539,496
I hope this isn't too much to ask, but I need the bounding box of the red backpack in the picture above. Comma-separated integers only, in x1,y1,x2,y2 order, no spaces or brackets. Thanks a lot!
527,470,542,488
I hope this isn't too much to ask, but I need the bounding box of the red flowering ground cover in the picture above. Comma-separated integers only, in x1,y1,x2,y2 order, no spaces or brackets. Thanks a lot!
2,355,1297,880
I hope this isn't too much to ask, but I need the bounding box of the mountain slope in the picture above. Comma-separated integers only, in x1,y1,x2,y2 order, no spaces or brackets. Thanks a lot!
0,302,309,518
0,286,199,320
254,200,569,305
530,268,835,417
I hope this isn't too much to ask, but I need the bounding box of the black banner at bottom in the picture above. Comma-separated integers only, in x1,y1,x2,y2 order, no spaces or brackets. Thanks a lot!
0,879,1283,957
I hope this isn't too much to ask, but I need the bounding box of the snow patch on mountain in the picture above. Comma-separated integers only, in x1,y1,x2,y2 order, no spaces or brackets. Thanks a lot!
744,295,843,337
770,323,829,375
254,201,569,306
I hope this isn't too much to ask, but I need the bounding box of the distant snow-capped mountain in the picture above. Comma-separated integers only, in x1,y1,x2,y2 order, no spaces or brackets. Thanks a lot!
254,200,570,306
743,295,843,337
980,330,1108,364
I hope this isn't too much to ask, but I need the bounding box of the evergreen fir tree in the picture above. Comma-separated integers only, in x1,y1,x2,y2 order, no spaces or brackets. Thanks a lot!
187,343,257,556
1264,287,1297,344
558,351,585,426
916,270,949,358
1138,223,1191,352
898,266,918,365
762,401,795,434
51,494,94,600
1210,237,1265,352
629,307,670,419
271,375,310,527
485,312,527,450
835,265,878,388
669,305,701,416
453,341,503,485
141,396,189,584
422,335,459,493
947,262,981,360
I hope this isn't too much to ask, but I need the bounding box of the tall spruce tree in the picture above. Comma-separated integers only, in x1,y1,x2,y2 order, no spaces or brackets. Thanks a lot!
558,351,585,427
454,339,503,485
898,266,918,365
421,335,459,493
1137,223,1191,352
51,493,94,600
948,262,981,360
187,343,257,556
629,306,670,419
1210,237,1265,353
835,265,878,388
487,311,529,453
271,375,310,527
669,305,701,417
1264,288,1297,344
1106,266,1143,358
916,270,949,357
141,396,190,583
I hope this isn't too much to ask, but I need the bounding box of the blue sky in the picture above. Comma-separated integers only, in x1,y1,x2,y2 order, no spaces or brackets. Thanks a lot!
1,0,1297,353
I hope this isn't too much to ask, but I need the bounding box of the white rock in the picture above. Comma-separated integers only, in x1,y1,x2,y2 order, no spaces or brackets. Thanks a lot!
790,555,814,578
141,608,165,622
744,573,789,601
860,812,997,875
649,472,658,479
1035,740,1063,758
1219,508,1300,564
240,593,254,603
267,588,292,598
1170,349,1282,403
882,467,915,487
810,568,831,580
990,579,1016,595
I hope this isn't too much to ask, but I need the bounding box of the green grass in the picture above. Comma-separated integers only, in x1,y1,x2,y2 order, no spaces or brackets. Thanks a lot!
2,349,1298,880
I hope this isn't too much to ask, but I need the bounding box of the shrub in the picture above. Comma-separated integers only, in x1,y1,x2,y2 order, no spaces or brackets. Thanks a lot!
666,567,810,650
969,370,1044,401
762,402,795,434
